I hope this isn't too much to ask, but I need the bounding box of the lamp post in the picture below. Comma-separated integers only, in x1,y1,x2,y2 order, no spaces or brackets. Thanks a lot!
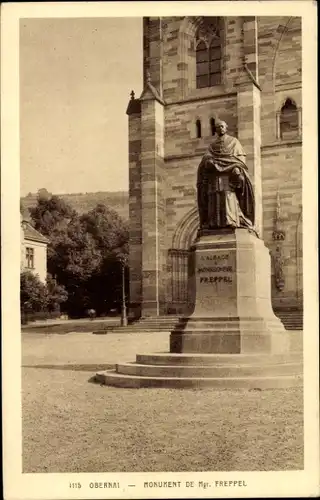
120,256,128,327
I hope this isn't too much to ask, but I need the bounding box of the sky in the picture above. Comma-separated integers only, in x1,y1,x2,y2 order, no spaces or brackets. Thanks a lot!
20,17,143,196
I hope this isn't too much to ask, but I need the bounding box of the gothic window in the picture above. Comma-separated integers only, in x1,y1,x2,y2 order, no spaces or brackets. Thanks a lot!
196,41,209,89
196,17,222,89
209,37,222,86
196,119,202,138
279,98,300,139
210,117,216,135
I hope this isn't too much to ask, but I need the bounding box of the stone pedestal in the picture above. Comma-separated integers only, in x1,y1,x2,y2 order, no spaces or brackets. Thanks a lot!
170,228,290,354
96,228,301,390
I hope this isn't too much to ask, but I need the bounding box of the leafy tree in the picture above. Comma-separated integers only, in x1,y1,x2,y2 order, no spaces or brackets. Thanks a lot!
46,274,68,312
29,197,129,318
48,218,103,317
49,218,102,281
20,271,48,314
80,204,129,315
20,271,69,322
37,188,51,201
86,254,123,315
30,195,77,236
80,203,129,257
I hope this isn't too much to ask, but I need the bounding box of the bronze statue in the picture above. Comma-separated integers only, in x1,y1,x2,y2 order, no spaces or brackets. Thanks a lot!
197,120,256,234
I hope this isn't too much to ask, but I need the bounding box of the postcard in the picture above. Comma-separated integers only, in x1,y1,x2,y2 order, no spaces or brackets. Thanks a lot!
2,1,319,499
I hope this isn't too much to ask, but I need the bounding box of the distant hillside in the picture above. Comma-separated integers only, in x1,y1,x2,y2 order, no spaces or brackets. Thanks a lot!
21,190,129,221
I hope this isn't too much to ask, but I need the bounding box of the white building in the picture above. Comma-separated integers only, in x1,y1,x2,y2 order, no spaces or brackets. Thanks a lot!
21,213,49,283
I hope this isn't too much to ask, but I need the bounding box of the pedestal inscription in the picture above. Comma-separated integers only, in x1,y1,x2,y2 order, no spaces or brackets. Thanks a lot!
191,236,237,318
198,256,233,284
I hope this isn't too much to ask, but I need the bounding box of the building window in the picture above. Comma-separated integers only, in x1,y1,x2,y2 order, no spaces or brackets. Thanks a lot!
196,18,222,89
196,119,202,138
208,37,222,86
196,41,209,89
26,247,34,269
279,98,300,140
210,117,216,135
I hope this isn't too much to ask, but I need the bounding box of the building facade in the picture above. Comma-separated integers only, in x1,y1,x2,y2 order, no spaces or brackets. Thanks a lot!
127,16,302,319
21,213,49,283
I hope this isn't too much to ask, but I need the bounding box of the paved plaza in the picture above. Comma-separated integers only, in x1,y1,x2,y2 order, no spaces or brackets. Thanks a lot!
22,331,303,473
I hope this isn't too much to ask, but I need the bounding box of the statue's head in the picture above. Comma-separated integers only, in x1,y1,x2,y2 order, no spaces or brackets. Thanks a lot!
215,120,227,136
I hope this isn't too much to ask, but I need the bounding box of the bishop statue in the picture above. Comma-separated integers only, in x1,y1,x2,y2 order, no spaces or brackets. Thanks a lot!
197,120,256,235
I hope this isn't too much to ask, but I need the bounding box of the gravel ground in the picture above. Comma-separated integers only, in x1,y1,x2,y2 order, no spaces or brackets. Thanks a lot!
22,332,304,473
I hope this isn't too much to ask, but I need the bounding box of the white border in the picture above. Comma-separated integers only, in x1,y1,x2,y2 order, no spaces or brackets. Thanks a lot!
1,2,319,499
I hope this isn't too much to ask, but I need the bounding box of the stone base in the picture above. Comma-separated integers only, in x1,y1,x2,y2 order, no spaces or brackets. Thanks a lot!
170,229,289,355
94,229,302,390
170,316,289,354
95,351,302,389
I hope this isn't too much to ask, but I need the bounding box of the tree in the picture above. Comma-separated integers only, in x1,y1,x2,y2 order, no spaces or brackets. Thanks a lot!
80,204,129,315
20,271,48,315
48,218,103,317
28,198,130,318
37,188,51,200
20,272,69,322
80,203,129,257
30,195,77,236
46,274,68,312
49,218,102,281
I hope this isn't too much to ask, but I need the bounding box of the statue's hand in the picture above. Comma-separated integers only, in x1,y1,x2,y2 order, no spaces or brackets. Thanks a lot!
204,157,215,169
233,167,241,176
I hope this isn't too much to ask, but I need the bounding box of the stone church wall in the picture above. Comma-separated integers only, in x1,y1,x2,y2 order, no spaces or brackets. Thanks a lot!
165,96,238,158
257,16,302,309
128,15,302,317
262,145,302,309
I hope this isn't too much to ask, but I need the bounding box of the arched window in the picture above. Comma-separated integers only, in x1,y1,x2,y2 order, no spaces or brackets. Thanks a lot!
279,98,300,139
196,41,209,89
209,37,222,86
196,18,222,89
210,118,216,135
196,119,202,138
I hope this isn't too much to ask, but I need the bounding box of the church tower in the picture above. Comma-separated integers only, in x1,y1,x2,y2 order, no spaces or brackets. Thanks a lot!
127,16,302,325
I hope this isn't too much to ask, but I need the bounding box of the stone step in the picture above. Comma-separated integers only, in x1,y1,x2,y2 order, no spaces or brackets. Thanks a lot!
283,325,303,330
174,319,284,326
116,361,302,378
95,370,303,389
140,315,303,326
274,311,303,330
135,325,178,330
139,319,179,324
129,324,175,329
138,314,181,322
280,318,303,322
95,318,302,334
95,326,298,335
93,328,171,335
282,326,303,331
175,316,284,322
173,321,285,331
281,319,303,322
136,351,302,366
278,314,303,318
144,319,175,322
172,326,285,334
281,324,303,331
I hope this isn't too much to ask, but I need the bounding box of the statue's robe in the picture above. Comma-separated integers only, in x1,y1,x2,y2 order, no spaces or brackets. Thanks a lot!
197,134,255,231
